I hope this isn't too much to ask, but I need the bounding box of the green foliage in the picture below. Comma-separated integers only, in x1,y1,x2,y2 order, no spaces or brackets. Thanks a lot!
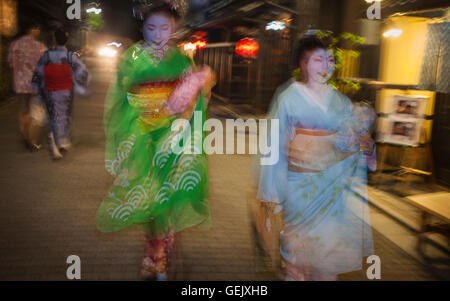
330,78,361,92
292,68,302,81
292,31,365,94
87,12,104,31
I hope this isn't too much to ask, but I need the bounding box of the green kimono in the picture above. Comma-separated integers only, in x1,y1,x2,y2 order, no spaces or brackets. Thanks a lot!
96,42,211,239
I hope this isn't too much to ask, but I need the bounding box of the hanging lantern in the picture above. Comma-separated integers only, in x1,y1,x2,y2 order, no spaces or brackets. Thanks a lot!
1,0,18,37
194,39,207,50
235,38,259,58
179,39,207,52
181,42,196,51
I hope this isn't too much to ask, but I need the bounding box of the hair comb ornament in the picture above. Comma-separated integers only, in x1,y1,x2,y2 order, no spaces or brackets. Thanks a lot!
165,0,188,15
132,0,188,20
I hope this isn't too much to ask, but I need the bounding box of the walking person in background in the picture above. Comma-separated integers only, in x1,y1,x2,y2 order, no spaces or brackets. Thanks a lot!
31,28,90,160
8,24,47,151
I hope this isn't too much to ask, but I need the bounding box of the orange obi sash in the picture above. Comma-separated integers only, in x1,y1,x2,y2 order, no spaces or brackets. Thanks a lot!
127,80,179,126
288,128,353,173
294,128,337,136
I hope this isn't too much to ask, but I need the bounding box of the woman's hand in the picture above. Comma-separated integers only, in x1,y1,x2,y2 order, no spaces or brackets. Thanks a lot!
360,136,375,156
260,201,277,215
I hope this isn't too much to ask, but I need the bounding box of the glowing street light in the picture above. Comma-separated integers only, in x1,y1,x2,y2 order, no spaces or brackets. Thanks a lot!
266,21,286,31
383,28,403,38
107,42,122,48
86,7,102,14
183,42,196,51
98,47,117,57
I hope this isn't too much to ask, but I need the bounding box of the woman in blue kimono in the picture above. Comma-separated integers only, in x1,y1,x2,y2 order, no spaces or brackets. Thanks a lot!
31,29,90,159
257,36,375,281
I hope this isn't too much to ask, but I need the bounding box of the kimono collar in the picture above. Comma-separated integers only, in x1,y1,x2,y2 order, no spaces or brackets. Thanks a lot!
292,81,333,114
141,41,170,63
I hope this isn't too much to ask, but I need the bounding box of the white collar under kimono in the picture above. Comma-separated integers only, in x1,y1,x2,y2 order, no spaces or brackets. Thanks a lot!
292,81,333,114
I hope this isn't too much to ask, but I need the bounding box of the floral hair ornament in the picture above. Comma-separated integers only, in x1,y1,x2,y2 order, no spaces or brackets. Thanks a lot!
132,0,188,20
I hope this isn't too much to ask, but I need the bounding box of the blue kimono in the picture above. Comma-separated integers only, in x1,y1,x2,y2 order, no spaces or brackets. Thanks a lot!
31,46,89,147
257,80,374,279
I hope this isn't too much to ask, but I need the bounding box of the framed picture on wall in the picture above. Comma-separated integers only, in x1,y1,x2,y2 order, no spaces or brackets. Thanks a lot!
378,95,429,147
383,117,422,146
391,95,428,118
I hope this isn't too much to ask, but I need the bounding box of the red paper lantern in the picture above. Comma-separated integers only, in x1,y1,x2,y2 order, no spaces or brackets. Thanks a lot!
235,38,259,58
194,39,207,50
179,39,207,52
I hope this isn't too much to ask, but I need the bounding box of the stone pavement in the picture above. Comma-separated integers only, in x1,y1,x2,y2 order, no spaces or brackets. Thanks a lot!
0,57,445,281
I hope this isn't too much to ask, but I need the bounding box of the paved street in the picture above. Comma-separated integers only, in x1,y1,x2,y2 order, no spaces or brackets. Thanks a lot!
0,57,443,281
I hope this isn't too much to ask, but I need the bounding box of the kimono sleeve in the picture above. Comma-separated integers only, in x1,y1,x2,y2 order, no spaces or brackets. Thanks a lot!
70,53,90,96
256,85,292,204
103,48,142,177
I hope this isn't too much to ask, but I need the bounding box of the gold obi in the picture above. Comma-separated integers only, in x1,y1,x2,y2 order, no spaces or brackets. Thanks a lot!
127,80,179,128
288,128,355,173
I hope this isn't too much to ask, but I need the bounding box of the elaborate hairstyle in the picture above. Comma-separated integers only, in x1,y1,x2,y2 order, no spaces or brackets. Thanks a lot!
133,0,187,21
295,35,329,66
294,33,332,82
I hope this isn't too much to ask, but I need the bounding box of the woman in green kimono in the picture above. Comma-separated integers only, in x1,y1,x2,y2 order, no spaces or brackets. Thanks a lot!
96,0,214,280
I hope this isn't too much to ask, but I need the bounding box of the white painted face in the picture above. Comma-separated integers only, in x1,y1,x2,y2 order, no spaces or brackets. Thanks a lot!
143,14,173,49
306,48,335,84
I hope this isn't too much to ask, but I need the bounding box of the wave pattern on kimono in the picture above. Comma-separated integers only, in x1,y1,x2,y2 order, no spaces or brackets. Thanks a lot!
31,46,89,146
95,42,211,239
258,81,374,278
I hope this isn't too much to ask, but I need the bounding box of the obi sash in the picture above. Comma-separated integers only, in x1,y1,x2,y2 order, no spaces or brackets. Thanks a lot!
288,128,356,173
44,64,73,91
127,80,179,132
